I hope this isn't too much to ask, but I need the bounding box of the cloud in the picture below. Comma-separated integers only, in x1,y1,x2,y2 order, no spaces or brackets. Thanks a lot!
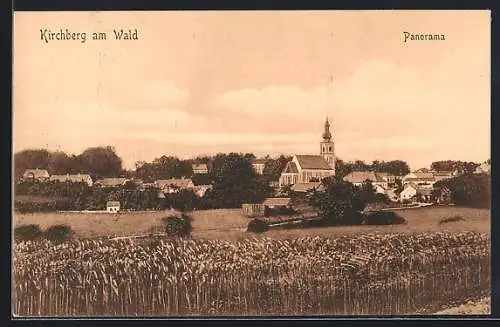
211,59,488,139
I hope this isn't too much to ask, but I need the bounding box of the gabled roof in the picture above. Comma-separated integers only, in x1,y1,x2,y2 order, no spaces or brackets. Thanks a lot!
282,161,299,174
193,184,212,196
155,178,194,189
416,187,432,196
411,172,435,179
50,174,93,184
95,178,129,187
192,163,208,170
263,197,291,207
23,169,50,179
403,183,418,190
295,155,332,170
344,171,385,184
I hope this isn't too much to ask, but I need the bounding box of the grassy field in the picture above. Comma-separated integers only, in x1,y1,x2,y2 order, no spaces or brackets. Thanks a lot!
13,205,490,240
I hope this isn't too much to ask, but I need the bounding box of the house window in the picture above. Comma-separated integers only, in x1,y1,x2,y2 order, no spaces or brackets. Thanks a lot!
329,146,332,152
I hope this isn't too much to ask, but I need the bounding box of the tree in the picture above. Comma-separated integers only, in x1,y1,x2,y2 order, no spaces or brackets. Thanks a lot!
433,173,490,208
78,146,123,178
308,177,366,225
382,160,410,176
46,151,72,175
431,160,479,174
165,189,200,212
14,149,52,179
352,160,370,171
334,158,353,179
204,153,271,208
262,155,292,182
371,160,410,176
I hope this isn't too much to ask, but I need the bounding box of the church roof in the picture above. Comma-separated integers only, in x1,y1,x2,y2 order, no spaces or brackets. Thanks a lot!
295,155,332,170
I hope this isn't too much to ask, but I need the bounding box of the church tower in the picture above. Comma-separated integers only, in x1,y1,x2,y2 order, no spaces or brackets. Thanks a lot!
320,117,336,173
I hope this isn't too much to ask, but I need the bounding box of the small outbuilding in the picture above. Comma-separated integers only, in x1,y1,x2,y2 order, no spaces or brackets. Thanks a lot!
106,201,121,213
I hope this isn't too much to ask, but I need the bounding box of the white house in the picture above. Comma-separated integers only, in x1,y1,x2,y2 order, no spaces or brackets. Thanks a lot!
474,162,491,174
373,184,387,195
95,178,130,188
279,118,336,187
50,173,94,187
343,171,389,189
399,184,418,201
192,163,209,174
106,201,121,213
155,178,195,194
22,169,50,181
193,185,212,197
402,172,436,187
252,159,267,175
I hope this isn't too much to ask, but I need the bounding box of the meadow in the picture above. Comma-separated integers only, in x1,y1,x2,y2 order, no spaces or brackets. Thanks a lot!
13,206,490,240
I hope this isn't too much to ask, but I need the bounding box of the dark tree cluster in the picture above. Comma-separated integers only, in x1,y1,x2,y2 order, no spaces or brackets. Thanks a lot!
14,146,123,180
334,159,411,178
432,173,490,209
430,160,480,175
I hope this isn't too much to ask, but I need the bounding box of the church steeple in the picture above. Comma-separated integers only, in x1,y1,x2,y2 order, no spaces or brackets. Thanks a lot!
320,116,335,173
322,117,332,141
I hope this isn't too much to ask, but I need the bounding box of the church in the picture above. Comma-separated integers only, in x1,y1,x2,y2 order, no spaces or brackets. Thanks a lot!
279,118,336,187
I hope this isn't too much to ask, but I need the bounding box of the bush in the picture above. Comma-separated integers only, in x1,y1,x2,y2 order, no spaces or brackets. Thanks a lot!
164,216,192,237
44,224,73,243
373,193,391,204
439,215,466,225
14,224,42,242
363,211,406,225
247,219,269,233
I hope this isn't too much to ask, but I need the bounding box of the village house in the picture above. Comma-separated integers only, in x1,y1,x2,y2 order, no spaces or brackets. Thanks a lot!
94,178,130,188
416,187,433,203
252,159,267,175
474,162,491,174
432,171,455,182
343,171,389,190
263,197,292,210
50,173,94,187
373,184,387,195
22,168,50,181
192,163,209,175
399,183,418,201
279,118,336,187
106,201,121,213
375,172,397,185
435,186,452,205
193,185,212,197
155,178,195,194
402,172,436,187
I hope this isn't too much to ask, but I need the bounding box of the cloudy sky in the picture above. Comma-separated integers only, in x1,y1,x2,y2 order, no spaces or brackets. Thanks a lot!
13,11,490,170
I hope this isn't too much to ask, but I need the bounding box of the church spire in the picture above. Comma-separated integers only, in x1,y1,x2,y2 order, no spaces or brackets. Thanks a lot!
322,116,332,141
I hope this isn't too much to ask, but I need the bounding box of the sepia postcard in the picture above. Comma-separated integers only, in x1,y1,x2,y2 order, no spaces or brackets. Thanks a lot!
12,10,491,317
